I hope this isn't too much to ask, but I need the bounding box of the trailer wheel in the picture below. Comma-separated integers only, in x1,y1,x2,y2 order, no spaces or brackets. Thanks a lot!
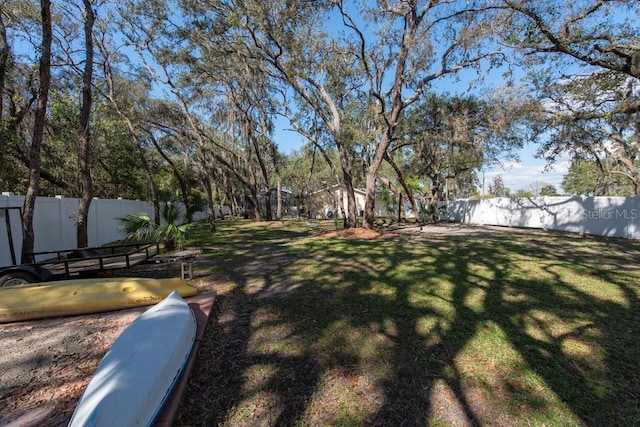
0,271,38,287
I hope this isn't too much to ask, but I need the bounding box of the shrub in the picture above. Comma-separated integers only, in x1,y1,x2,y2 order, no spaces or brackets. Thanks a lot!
118,203,195,250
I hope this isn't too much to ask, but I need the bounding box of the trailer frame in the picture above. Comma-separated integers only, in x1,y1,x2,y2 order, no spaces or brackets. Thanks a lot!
0,207,160,286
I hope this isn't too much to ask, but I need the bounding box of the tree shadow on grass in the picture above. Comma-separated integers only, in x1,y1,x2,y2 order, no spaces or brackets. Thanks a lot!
481,237,640,425
177,224,640,426
176,227,322,426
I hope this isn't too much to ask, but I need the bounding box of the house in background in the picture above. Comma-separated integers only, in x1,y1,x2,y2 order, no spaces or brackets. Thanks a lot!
248,187,298,220
307,184,395,219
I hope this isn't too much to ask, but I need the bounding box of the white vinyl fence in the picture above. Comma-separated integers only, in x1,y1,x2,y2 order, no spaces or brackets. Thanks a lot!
0,192,209,267
443,196,640,239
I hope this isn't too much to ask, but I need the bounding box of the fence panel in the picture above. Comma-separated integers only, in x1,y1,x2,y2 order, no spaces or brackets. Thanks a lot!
1,193,212,267
443,196,640,240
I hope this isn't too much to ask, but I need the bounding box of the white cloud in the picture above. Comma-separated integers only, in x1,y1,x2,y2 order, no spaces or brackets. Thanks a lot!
483,155,570,193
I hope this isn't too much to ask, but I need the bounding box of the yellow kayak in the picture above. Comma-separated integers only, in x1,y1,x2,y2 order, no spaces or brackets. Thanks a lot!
0,277,197,323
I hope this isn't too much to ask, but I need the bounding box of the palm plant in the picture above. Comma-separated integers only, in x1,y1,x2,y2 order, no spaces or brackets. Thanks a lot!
118,203,195,250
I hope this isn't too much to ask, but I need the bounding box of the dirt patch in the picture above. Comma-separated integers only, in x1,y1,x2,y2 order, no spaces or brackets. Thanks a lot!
392,222,512,236
0,309,144,426
319,228,386,239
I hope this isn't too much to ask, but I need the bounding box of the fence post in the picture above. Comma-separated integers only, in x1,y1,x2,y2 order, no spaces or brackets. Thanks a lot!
632,197,640,239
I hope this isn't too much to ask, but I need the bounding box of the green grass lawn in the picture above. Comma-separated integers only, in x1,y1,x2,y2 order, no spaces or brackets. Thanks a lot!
175,220,640,426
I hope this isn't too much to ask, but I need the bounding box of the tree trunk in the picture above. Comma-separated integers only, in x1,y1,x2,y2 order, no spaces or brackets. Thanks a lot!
22,0,52,263
276,174,283,220
268,137,283,220
384,152,418,222
363,129,393,229
430,176,442,222
0,6,9,169
363,170,377,229
76,0,95,248
265,188,272,220
202,170,216,232
250,130,272,221
136,142,161,224
148,131,190,220
249,189,261,221
336,140,358,228
615,151,640,196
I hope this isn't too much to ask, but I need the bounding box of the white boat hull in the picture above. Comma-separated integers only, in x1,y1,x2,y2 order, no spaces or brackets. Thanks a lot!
68,290,197,427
